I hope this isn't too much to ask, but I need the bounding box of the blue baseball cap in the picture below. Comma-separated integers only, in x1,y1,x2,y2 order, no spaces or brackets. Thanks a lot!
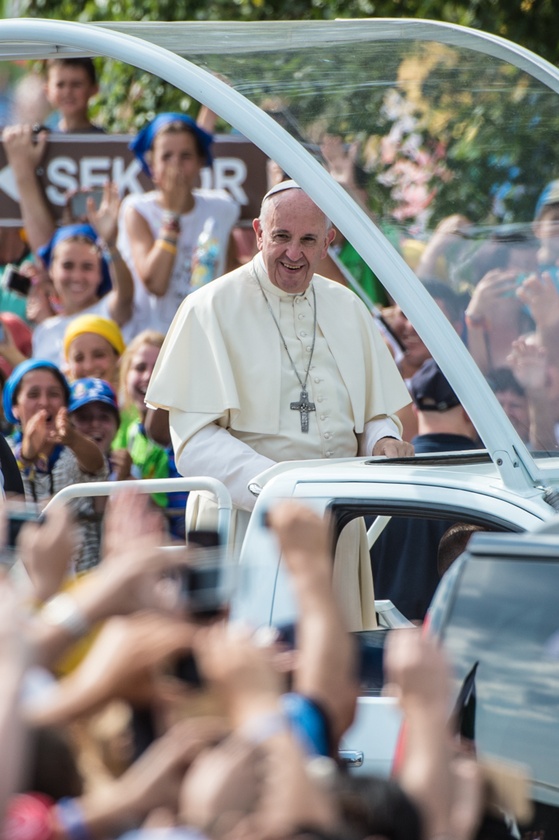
129,113,213,177
3,359,70,426
68,378,120,421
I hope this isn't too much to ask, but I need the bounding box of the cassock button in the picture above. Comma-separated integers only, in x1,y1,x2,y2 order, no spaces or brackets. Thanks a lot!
300,331,307,337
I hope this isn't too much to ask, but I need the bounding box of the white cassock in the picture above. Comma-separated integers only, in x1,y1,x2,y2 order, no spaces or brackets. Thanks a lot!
146,255,411,630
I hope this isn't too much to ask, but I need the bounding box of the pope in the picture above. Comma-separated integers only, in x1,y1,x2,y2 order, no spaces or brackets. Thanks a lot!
147,183,414,620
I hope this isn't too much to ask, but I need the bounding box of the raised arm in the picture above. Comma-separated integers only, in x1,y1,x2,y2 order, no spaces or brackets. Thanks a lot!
88,182,134,326
52,407,105,475
122,166,191,298
268,501,359,746
2,125,56,253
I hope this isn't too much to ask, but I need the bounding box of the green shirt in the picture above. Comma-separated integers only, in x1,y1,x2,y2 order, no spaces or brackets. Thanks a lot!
338,240,389,307
112,408,168,507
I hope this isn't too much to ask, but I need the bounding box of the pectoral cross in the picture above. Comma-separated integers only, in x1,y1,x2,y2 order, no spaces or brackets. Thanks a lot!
290,388,316,433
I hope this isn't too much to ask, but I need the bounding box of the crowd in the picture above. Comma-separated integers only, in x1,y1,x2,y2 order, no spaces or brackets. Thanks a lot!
0,493,523,840
0,52,553,840
375,194,559,451
0,58,242,561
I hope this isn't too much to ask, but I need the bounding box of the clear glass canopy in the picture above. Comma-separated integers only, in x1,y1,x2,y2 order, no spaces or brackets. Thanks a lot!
2,17,559,472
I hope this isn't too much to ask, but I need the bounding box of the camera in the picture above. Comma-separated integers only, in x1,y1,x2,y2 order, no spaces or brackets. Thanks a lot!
70,188,104,219
3,265,32,297
174,529,229,687
31,124,50,144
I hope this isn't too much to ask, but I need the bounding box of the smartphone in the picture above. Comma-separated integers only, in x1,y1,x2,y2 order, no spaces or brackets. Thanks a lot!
70,188,104,219
175,529,225,687
182,529,224,618
1,503,43,568
0,323,5,343
3,265,32,297
500,274,526,298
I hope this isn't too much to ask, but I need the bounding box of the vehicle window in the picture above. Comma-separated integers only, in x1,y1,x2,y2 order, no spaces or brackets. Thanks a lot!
7,21,559,464
440,556,559,808
333,509,503,628
369,513,480,623
190,24,559,459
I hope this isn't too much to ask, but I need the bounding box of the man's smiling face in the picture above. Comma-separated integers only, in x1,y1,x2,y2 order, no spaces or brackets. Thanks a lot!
253,190,335,294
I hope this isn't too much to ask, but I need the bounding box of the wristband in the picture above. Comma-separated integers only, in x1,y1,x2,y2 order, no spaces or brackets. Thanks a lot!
102,244,120,263
161,210,181,231
155,238,178,256
55,798,92,840
39,593,90,639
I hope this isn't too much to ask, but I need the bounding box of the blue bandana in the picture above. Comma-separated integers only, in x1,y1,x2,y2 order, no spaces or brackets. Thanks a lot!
37,223,112,298
129,113,213,177
3,359,70,426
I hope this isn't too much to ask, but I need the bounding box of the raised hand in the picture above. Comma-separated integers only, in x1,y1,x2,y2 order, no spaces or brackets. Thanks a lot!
321,133,360,191
2,123,48,171
194,623,283,723
109,448,133,481
87,181,121,247
48,406,73,446
507,335,547,394
18,503,76,602
37,610,199,715
101,488,166,561
517,269,559,332
21,409,49,461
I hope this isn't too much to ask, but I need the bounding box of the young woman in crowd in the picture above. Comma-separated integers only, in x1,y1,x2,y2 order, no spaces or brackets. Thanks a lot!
69,376,133,483
32,183,135,366
62,313,125,390
118,112,239,334
114,330,168,498
114,330,186,533
3,359,108,572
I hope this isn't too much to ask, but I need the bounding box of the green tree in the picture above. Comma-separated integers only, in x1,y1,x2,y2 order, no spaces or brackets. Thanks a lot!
21,0,559,63
16,0,559,229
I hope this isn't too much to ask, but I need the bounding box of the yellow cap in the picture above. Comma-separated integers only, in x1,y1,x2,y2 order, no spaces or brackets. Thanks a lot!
63,314,125,359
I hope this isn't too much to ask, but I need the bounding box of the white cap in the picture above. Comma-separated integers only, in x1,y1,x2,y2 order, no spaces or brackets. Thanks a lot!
262,179,302,201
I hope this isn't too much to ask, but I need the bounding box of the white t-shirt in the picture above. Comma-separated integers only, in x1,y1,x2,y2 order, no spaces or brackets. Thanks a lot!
32,298,111,366
118,189,240,335
32,297,140,367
